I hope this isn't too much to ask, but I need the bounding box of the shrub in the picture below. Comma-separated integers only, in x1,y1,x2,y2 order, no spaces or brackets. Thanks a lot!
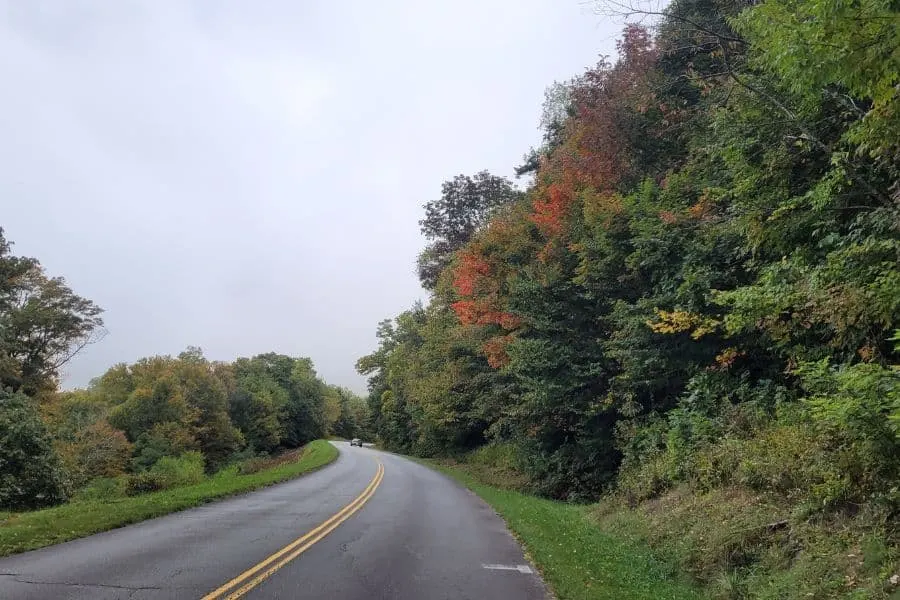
799,358,900,484
74,476,126,501
123,452,206,496
616,453,674,504
149,452,205,487
56,421,132,489
467,442,519,469
458,443,530,491
0,390,68,509
225,446,260,467
130,421,199,472
124,472,166,496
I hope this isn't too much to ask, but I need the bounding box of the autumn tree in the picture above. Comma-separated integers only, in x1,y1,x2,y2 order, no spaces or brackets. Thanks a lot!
417,171,522,289
44,390,132,487
0,228,104,396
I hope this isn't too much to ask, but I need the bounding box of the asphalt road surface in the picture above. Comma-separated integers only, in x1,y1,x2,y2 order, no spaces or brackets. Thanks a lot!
0,442,549,599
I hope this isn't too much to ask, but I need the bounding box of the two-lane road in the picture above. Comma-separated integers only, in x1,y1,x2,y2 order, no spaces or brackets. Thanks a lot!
0,442,549,599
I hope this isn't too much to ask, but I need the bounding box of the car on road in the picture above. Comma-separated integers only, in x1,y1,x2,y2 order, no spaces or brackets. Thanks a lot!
350,438,363,447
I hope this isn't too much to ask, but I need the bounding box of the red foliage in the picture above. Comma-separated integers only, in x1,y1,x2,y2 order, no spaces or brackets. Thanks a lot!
451,300,521,330
530,184,572,238
451,300,480,325
452,250,492,297
497,312,522,330
544,24,659,194
451,243,523,332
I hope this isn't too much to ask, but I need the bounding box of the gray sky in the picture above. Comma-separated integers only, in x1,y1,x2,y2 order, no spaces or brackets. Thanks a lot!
0,1,621,394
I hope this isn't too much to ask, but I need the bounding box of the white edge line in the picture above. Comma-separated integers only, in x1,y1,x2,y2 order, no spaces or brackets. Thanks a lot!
482,564,534,574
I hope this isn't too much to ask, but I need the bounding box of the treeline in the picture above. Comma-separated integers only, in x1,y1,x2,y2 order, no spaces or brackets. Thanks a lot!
358,0,899,505
0,229,367,510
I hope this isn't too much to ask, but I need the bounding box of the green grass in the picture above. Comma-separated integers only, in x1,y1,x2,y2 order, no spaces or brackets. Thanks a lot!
593,487,900,599
0,440,338,557
422,459,704,600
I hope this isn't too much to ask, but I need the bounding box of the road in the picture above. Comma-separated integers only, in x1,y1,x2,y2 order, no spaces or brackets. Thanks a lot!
0,442,548,599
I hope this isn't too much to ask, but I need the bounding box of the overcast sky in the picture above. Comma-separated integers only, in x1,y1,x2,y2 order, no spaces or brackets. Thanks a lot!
0,1,622,393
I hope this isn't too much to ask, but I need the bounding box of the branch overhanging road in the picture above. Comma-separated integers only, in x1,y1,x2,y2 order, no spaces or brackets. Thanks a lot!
0,442,549,600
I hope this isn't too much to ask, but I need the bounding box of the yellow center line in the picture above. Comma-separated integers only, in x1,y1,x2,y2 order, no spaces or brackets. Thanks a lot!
200,459,385,600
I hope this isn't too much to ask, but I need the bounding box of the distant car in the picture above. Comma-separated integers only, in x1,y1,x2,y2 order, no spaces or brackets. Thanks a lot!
350,438,363,447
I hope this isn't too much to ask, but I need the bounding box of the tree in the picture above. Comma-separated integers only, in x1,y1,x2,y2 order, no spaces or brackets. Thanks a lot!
516,81,575,178
323,386,343,435
56,421,132,488
417,171,522,289
328,387,361,439
357,307,427,451
43,390,132,487
0,228,104,396
0,389,68,509
225,360,285,453
282,358,327,446
172,354,243,471
346,392,370,439
108,374,201,471
228,353,326,450
87,363,134,405
130,421,199,471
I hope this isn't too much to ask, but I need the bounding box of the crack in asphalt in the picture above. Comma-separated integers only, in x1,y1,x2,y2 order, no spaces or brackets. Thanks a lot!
0,574,163,591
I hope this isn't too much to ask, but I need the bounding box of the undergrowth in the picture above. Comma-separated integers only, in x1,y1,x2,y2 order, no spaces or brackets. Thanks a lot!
432,440,900,599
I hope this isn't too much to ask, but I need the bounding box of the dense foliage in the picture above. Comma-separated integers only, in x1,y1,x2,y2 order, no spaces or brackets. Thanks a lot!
359,0,899,509
0,389,68,509
0,231,368,510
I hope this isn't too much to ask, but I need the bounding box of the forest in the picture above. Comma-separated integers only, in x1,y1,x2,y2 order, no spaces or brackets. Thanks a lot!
0,231,366,509
356,0,900,546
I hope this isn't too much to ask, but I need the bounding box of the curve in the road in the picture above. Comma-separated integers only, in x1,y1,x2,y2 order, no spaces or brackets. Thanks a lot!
203,459,384,600
0,442,549,600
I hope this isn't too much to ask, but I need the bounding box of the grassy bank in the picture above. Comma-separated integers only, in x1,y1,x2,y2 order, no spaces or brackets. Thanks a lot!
424,444,900,599
422,453,703,600
0,440,338,557
592,488,900,599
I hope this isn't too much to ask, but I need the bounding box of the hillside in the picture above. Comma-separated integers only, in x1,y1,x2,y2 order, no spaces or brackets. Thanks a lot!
357,0,900,596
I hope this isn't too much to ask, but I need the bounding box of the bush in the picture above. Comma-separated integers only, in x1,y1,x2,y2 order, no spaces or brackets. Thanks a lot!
619,409,889,513
123,452,206,496
454,443,530,491
56,421,132,489
466,442,520,469
130,421,198,472
0,390,68,509
124,472,166,496
74,477,125,501
224,446,261,467
149,452,205,487
616,453,674,504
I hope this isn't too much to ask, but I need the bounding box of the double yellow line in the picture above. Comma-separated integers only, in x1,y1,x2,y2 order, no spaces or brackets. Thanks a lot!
201,460,385,600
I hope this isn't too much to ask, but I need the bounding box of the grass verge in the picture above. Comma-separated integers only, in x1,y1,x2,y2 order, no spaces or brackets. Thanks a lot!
0,440,338,557
421,458,704,600
593,487,900,599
